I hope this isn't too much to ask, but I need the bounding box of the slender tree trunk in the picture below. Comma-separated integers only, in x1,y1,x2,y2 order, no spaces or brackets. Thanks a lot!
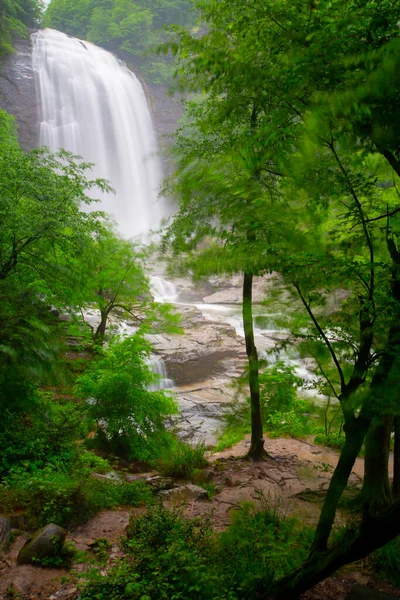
392,416,400,500
310,414,370,554
94,309,109,344
358,415,393,514
242,271,267,460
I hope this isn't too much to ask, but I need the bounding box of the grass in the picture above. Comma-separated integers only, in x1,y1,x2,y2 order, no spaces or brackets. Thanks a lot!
156,440,209,479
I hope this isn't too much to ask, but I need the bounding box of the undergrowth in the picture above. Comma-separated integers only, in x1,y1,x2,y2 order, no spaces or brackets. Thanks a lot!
80,503,314,600
155,440,208,478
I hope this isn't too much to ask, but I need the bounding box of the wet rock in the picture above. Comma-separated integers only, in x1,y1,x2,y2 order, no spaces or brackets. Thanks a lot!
347,584,398,599
159,484,209,502
17,524,66,565
0,36,38,150
91,471,122,484
0,517,10,552
145,476,175,491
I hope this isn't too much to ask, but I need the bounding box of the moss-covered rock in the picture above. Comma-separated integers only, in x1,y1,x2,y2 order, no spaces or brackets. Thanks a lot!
17,523,66,565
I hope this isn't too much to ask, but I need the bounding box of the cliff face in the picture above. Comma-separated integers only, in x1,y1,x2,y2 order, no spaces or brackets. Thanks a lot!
0,36,38,150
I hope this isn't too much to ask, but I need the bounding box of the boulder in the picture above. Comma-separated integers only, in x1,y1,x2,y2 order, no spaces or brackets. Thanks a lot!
347,584,398,599
145,476,175,491
17,524,66,566
0,516,10,552
159,484,209,502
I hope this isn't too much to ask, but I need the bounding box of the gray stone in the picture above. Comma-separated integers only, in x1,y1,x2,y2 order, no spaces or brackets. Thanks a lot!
0,516,10,552
159,484,209,502
145,476,175,491
17,524,66,565
91,471,122,484
347,584,398,599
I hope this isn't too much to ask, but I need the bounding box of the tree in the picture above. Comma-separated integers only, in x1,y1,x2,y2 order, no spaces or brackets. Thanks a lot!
0,143,109,415
164,0,400,595
44,0,196,82
76,334,177,460
0,0,42,55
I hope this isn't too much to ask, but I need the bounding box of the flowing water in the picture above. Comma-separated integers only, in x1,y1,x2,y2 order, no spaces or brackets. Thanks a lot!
32,28,168,239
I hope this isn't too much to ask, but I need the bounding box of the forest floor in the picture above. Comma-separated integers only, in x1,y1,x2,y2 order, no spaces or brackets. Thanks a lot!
1,435,399,600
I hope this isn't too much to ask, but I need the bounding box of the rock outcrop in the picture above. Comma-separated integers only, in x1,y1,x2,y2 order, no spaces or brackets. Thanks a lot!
0,516,10,553
17,524,66,565
0,36,38,150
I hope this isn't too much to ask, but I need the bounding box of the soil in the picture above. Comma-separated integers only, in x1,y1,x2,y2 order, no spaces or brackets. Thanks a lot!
1,436,399,600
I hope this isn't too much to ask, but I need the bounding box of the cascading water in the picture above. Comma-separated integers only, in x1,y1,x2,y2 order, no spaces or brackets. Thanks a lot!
32,28,169,239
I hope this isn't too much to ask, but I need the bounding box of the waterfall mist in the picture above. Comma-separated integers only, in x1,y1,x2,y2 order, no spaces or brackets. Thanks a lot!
32,29,169,239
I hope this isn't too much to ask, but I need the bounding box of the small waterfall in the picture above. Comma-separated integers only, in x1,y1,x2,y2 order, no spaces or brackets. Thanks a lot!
32,29,169,239
150,276,178,303
148,356,174,391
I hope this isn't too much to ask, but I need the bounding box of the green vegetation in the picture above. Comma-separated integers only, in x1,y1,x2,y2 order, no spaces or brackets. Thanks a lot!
161,0,400,595
44,0,196,83
0,0,42,55
156,440,208,478
77,335,178,461
81,503,313,600
3,0,400,596
0,107,180,531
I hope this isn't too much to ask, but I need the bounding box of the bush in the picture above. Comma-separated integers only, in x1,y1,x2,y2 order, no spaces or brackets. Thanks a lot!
372,537,400,586
216,362,309,448
266,409,310,438
314,431,345,449
80,504,314,600
156,440,208,479
76,335,178,461
0,394,89,479
0,465,152,528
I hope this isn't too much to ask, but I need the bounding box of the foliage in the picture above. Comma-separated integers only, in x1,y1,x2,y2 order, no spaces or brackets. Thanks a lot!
216,362,310,448
76,334,178,461
0,466,152,528
372,538,400,587
0,393,88,479
80,503,313,600
156,440,208,478
259,362,302,417
0,145,109,415
0,0,42,55
44,0,196,83
77,228,181,344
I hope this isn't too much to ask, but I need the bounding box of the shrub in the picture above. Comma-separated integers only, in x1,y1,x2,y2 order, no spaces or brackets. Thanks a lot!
0,394,89,479
156,440,208,479
314,431,345,449
266,409,310,438
371,537,400,586
80,503,314,600
0,466,152,528
76,335,178,461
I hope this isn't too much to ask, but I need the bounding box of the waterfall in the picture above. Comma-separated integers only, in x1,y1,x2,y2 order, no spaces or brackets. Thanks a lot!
150,276,178,303
32,28,168,239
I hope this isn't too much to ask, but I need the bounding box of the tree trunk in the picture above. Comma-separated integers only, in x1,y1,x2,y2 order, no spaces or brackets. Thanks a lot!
242,271,267,461
392,416,400,500
358,415,393,514
94,309,109,344
264,497,400,600
310,415,370,554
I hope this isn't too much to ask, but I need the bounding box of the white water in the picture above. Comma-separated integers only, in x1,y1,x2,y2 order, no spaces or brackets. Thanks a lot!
32,29,168,239
150,276,179,303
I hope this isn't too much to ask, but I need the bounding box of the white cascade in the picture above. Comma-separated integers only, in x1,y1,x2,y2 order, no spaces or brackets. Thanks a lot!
32,28,168,239
147,356,174,391
150,276,178,303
